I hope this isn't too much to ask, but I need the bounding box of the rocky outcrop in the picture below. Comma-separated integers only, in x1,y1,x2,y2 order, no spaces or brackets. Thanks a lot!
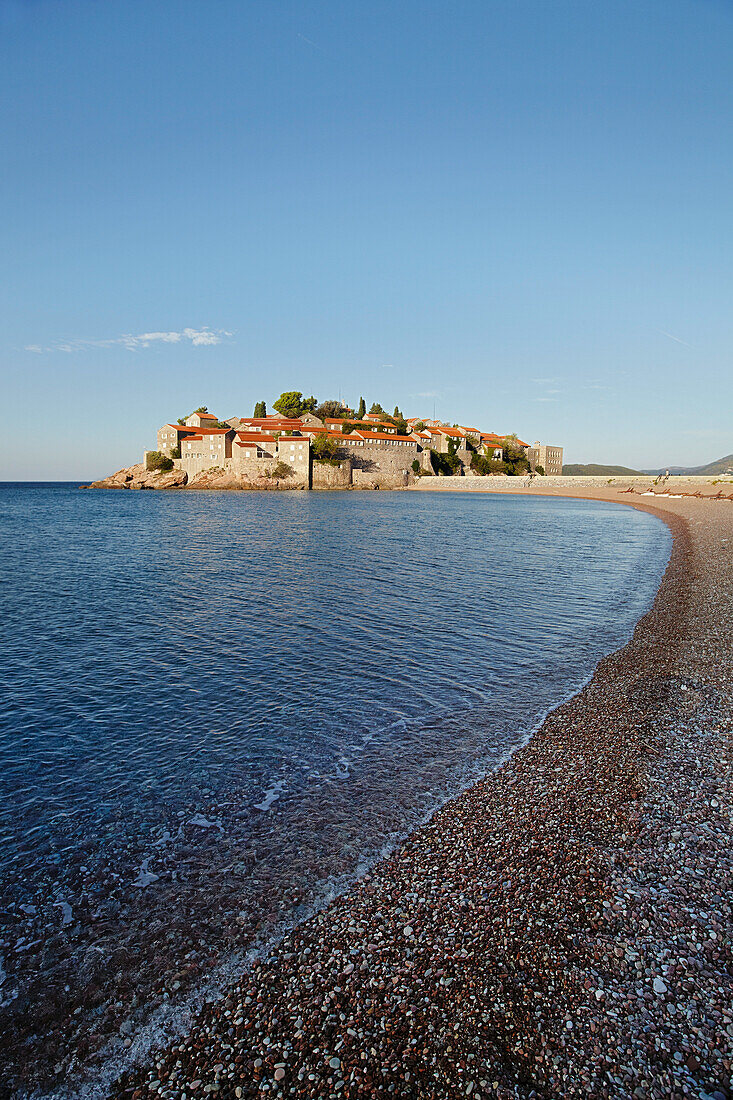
88,464,306,491
89,464,188,490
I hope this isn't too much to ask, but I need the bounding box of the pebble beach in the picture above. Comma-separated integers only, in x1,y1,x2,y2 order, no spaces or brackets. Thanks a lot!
93,489,732,1099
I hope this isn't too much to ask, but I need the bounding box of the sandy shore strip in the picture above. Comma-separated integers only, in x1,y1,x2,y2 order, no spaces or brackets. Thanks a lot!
97,489,731,1100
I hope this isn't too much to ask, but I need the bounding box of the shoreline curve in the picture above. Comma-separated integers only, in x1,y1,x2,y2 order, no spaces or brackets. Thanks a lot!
34,489,733,1099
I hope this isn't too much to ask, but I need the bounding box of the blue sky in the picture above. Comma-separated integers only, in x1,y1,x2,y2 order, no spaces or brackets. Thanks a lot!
2,0,731,477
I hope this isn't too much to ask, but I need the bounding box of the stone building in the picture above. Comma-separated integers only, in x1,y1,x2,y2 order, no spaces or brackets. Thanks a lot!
232,433,277,461
157,423,193,455
425,426,470,456
151,404,558,489
479,434,505,461
179,428,235,473
276,435,311,471
528,441,564,475
185,411,219,429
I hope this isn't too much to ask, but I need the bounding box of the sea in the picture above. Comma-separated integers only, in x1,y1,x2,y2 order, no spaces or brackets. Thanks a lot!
0,483,671,1096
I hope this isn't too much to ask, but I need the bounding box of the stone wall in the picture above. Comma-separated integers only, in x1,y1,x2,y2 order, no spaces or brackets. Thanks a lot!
312,459,353,489
179,455,309,489
409,474,732,492
350,444,416,488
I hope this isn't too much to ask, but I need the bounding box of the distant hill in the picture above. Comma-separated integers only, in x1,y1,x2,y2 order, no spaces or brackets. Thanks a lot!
643,453,733,477
562,463,642,476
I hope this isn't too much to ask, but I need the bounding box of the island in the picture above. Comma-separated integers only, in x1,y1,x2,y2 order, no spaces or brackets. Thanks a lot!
90,392,563,491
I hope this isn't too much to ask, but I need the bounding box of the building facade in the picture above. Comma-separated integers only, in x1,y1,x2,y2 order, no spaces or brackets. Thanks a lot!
528,442,564,475
152,408,561,487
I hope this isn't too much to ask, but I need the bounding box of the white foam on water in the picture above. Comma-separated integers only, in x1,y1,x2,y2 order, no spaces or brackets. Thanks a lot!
131,860,159,888
187,813,222,830
253,779,285,811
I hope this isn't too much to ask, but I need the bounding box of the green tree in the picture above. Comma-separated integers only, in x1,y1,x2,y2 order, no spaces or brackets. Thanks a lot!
471,453,507,476
414,421,425,431
536,464,546,476
272,391,318,418
253,400,267,418
411,458,420,474
369,402,387,417
315,399,347,420
429,449,461,475
177,417,186,425
312,432,341,464
393,405,402,418
357,396,366,418
193,406,209,415
501,434,530,475
171,445,181,459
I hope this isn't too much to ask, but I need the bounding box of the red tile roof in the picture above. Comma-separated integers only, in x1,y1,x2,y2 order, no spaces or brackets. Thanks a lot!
173,425,232,436
480,434,529,448
351,431,416,442
429,426,464,438
238,418,304,427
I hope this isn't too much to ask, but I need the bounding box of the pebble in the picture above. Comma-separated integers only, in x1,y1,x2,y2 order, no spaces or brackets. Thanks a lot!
93,496,733,1098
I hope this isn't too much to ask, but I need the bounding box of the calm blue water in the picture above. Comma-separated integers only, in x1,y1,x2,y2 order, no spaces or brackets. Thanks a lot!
0,484,670,1086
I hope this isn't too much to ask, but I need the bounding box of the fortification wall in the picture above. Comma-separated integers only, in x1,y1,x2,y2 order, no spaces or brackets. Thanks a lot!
350,444,415,488
180,455,308,488
312,459,352,489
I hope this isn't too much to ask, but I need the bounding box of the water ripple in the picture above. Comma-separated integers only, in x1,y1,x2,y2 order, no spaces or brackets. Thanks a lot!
0,484,669,1089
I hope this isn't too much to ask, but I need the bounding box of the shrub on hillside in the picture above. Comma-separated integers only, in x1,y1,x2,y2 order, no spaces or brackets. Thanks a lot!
147,451,174,472
267,461,293,480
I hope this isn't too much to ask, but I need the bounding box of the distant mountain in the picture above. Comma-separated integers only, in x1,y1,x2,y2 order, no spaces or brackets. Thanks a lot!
562,463,642,476
643,453,733,476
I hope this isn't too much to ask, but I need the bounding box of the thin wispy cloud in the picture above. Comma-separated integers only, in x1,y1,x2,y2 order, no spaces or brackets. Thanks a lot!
658,329,694,349
296,32,325,52
25,327,232,354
